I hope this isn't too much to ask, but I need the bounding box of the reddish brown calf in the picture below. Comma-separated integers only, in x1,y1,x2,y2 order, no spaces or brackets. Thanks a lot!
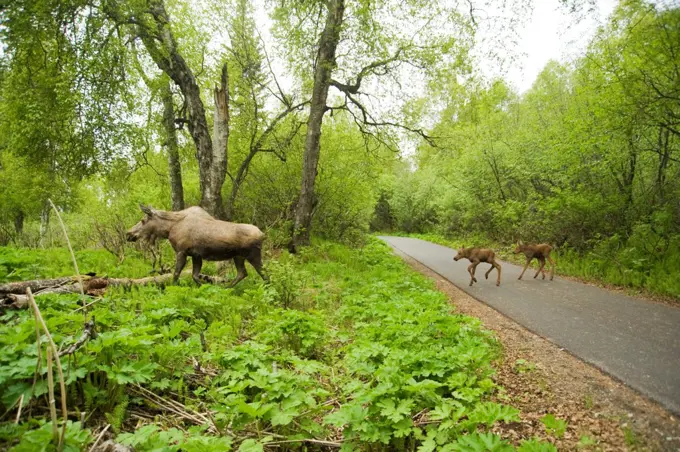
454,246,502,287
513,241,555,281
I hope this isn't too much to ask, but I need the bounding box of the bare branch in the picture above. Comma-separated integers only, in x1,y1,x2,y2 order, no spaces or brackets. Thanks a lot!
330,48,404,94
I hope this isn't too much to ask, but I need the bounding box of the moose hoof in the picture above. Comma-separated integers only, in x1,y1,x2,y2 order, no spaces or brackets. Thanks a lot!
496,281,500,286
517,276,522,280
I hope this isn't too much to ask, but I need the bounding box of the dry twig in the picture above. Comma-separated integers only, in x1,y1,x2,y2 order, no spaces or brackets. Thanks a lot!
28,288,69,449
48,199,85,303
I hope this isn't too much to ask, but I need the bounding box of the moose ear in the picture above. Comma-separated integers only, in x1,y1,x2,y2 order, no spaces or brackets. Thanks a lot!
139,204,154,216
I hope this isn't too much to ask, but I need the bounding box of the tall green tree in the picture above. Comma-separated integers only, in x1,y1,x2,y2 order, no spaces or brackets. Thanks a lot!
272,0,482,251
0,0,136,237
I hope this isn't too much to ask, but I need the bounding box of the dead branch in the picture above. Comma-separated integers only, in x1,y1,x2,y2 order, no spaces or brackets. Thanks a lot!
59,318,96,357
48,199,85,300
128,384,217,433
29,288,68,448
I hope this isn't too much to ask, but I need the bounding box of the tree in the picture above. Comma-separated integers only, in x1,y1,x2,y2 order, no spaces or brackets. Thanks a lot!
271,0,482,250
103,0,229,217
223,0,308,220
0,0,136,238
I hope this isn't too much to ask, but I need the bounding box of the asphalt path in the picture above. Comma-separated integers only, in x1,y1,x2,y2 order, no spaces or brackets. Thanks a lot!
379,236,680,415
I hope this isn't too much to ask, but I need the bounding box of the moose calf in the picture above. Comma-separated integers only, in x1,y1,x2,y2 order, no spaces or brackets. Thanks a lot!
513,241,555,281
453,246,502,287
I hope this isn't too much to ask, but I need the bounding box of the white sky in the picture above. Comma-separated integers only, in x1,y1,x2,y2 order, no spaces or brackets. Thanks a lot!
499,0,618,93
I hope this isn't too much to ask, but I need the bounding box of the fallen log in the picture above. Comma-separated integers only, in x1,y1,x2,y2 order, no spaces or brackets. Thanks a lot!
0,276,87,295
1,273,233,309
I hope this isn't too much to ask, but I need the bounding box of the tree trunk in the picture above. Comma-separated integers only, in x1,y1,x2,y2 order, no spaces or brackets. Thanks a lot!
161,80,185,211
211,63,229,219
656,126,670,203
290,0,345,252
127,1,225,217
39,200,50,248
14,210,24,234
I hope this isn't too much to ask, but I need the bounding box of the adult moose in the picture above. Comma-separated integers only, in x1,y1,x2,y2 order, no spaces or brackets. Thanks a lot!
126,205,266,286
514,241,555,281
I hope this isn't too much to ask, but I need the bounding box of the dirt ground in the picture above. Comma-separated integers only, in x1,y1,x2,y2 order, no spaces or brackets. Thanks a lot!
396,250,680,451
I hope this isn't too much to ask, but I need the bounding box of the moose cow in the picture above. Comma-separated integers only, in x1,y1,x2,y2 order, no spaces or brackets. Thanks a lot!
453,246,502,286
126,205,266,286
513,241,555,281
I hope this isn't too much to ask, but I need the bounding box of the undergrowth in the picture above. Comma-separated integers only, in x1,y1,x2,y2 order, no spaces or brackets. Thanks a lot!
0,239,558,450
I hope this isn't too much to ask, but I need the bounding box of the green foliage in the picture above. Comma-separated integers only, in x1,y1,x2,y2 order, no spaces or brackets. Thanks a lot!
8,421,92,452
513,359,536,374
517,438,558,452
117,424,233,452
577,435,597,449
540,414,568,439
622,426,639,448
0,238,548,449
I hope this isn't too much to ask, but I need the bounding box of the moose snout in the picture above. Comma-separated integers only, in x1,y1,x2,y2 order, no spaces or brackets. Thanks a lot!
126,232,138,242
453,256,460,261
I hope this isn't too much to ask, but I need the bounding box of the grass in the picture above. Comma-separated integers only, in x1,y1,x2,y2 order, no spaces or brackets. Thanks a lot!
0,239,558,451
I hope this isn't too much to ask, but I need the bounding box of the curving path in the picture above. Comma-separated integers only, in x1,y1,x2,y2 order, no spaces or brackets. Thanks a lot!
379,236,680,415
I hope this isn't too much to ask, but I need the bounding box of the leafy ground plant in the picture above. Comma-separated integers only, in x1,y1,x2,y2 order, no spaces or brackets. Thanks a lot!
0,239,557,450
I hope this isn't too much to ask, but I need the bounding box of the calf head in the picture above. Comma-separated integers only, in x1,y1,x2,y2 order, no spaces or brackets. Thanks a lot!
513,240,526,254
453,246,470,261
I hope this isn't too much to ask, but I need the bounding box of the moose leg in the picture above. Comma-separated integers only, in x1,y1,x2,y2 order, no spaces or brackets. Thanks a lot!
485,263,495,279
518,258,531,280
470,262,480,286
229,256,248,287
534,257,546,279
247,248,268,282
466,263,476,286
493,260,502,286
173,252,187,282
547,255,555,281
191,256,203,285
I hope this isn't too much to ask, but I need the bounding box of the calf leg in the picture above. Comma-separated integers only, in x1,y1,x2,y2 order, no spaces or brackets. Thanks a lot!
485,263,494,279
191,256,204,285
173,251,187,282
492,260,502,286
534,257,546,279
468,262,480,286
547,255,556,281
518,257,531,280
229,256,248,287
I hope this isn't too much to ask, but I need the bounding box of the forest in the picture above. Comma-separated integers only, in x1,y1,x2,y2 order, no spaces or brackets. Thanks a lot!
0,0,678,450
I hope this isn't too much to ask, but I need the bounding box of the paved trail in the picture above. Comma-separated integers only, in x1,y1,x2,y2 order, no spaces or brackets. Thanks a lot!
380,236,680,415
